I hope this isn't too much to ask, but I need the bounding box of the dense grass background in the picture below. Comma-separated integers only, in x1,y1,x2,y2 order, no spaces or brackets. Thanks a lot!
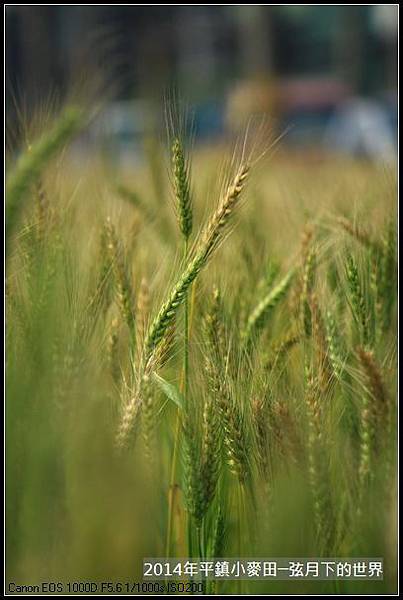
6,111,397,594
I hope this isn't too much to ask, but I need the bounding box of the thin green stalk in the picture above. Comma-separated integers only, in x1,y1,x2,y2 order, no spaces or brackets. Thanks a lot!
183,238,190,406
165,238,191,560
165,412,181,559
183,237,194,560
187,512,193,560
197,525,203,559
237,483,243,594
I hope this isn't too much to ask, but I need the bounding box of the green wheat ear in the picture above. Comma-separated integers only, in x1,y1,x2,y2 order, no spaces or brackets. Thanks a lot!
171,137,193,240
346,253,370,348
243,267,295,347
6,107,84,247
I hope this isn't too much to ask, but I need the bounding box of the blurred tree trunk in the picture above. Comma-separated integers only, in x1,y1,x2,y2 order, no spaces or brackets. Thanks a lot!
236,5,274,78
17,7,55,107
333,6,365,94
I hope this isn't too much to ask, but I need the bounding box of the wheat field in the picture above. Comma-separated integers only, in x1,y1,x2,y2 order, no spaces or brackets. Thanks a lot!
5,106,397,595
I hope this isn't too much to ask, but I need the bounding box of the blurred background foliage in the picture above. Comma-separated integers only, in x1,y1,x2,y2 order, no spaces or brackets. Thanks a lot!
6,5,397,160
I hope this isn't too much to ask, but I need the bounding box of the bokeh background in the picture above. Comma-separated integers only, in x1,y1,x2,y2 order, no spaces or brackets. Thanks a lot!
6,5,398,162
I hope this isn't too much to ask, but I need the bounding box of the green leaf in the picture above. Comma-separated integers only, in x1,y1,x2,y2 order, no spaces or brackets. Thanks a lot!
152,373,184,410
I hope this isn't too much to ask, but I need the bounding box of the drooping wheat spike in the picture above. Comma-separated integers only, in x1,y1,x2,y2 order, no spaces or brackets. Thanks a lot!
357,347,389,505
155,320,176,369
116,388,142,451
115,390,140,452
144,163,249,358
171,137,193,240
243,268,294,346
337,216,375,250
300,245,317,337
127,324,174,455
142,321,176,458
115,352,160,450
105,217,136,338
324,309,345,381
6,107,83,247
198,162,250,258
346,254,370,348
116,321,176,450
